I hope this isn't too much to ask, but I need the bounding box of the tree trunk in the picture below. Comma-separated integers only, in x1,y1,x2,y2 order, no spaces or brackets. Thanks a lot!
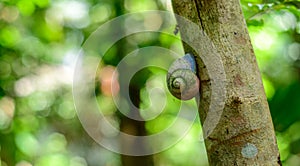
119,85,154,166
114,1,153,165
171,0,281,165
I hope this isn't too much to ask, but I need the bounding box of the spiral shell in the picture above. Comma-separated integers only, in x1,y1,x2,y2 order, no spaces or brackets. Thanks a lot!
167,53,200,100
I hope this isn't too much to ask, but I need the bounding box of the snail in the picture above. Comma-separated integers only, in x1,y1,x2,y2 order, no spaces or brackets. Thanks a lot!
167,53,200,100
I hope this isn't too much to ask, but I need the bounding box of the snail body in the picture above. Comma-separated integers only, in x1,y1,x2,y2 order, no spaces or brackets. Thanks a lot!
167,53,200,100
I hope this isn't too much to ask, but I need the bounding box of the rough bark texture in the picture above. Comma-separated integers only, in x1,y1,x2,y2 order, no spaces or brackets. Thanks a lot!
171,0,281,165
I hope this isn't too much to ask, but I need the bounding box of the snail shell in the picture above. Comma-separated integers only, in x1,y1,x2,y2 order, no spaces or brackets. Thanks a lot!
167,53,200,100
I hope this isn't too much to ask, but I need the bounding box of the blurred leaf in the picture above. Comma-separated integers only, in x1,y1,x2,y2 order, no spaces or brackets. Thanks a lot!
290,139,300,154
35,153,69,166
0,87,5,99
269,81,300,131
15,132,39,157
33,0,49,8
0,26,20,48
284,1,300,8
17,0,35,16
247,19,264,26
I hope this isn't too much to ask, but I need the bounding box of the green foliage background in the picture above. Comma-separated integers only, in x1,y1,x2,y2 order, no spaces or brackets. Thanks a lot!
0,0,299,165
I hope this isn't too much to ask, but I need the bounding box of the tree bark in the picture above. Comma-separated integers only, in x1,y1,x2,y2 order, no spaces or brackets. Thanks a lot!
171,0,281,165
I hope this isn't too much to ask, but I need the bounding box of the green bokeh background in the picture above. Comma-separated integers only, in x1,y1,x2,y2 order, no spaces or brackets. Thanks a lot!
0,0,299,165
